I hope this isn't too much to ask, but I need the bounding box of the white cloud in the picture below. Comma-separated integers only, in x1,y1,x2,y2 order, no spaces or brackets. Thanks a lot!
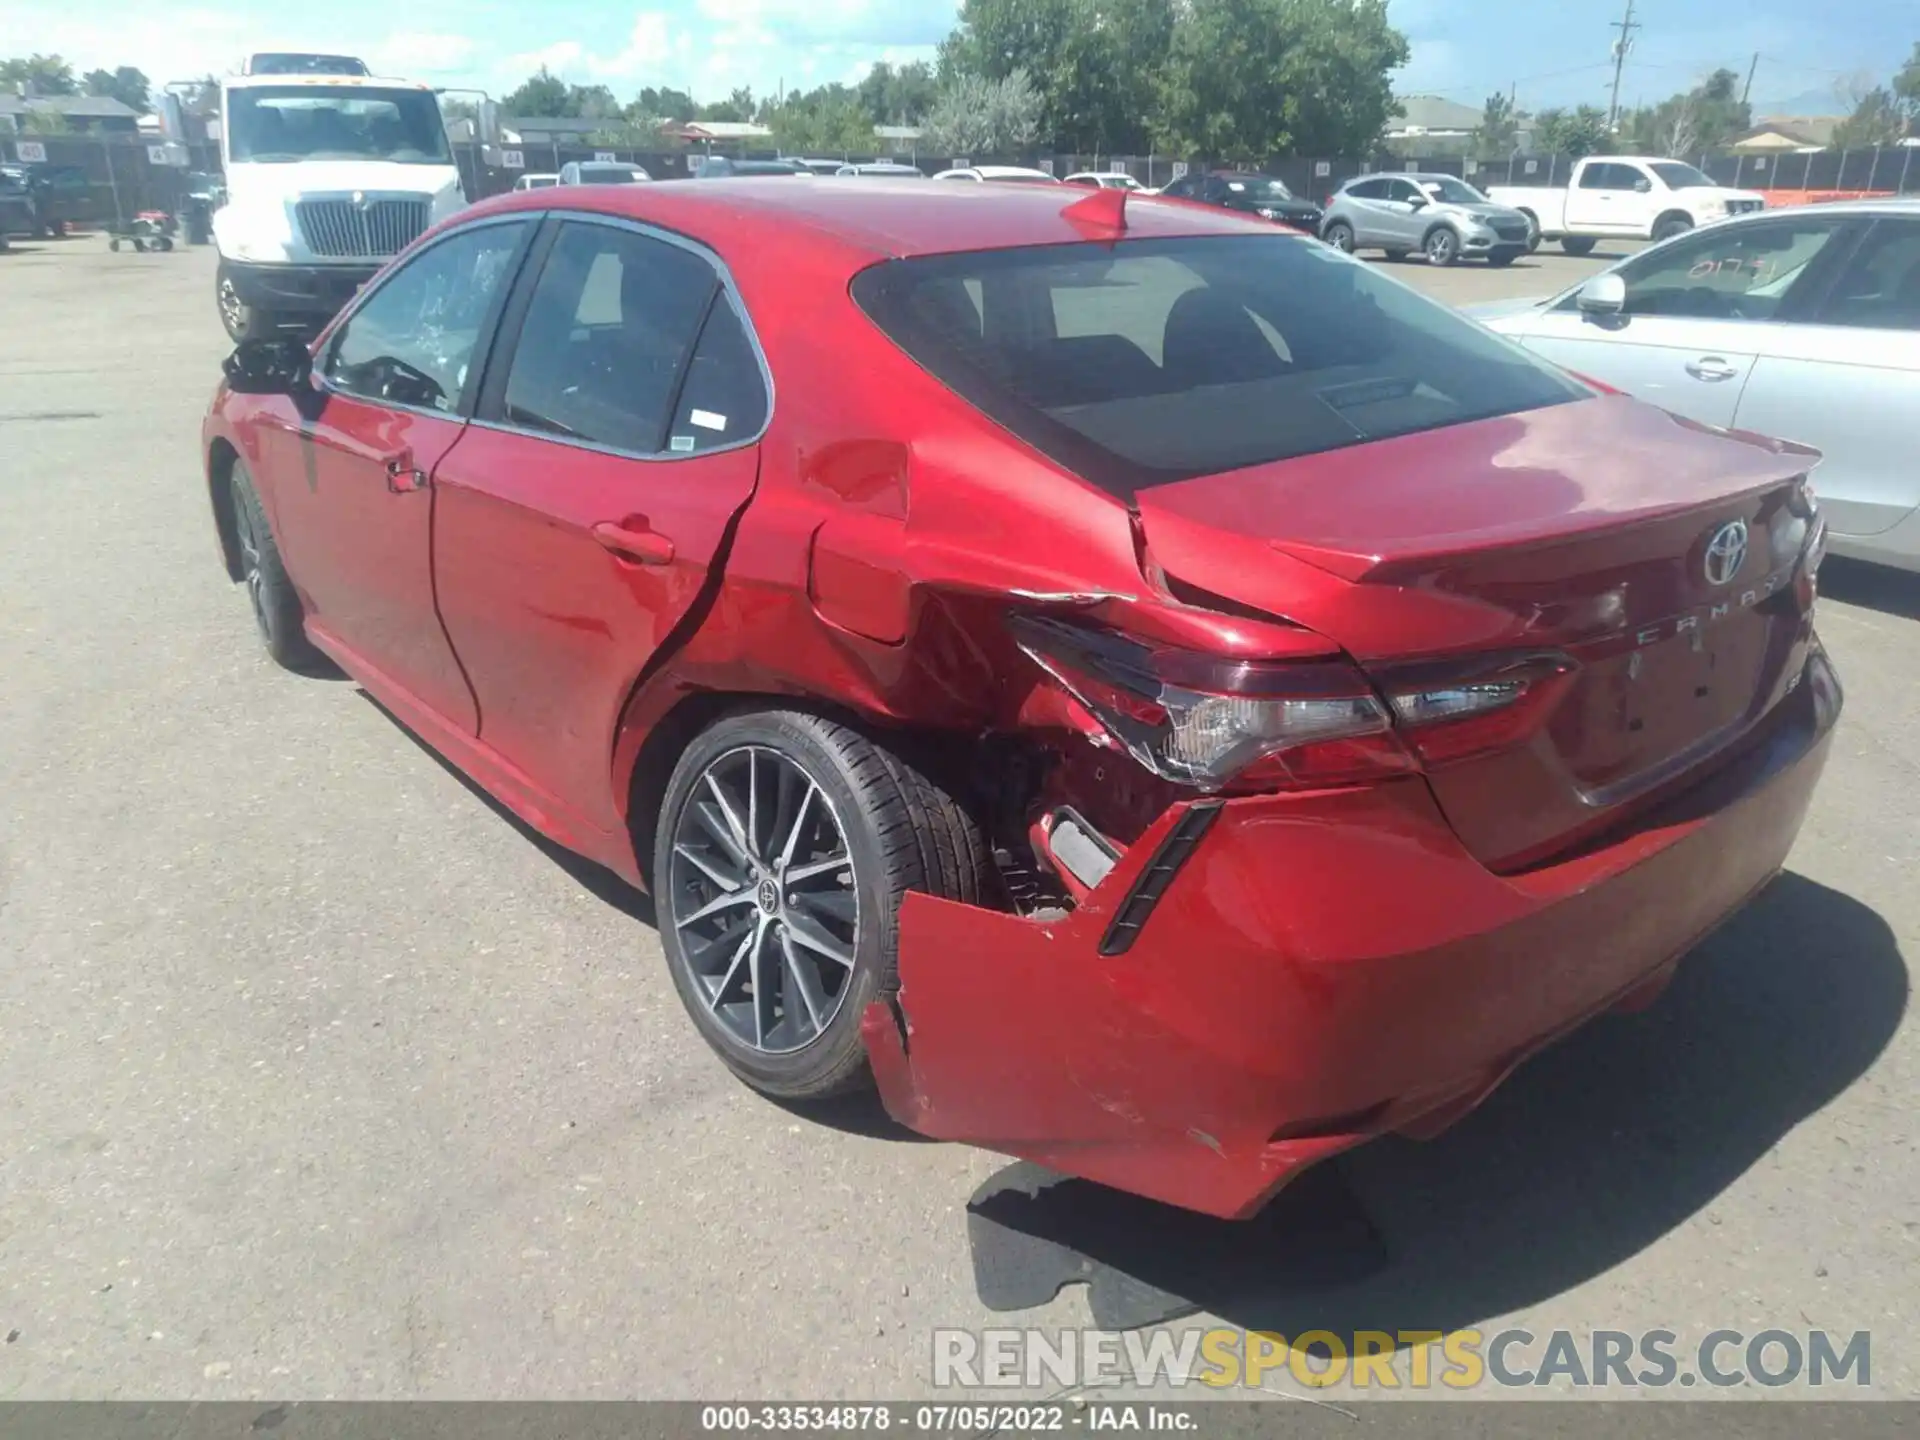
501,39,587,77
369,31,478,76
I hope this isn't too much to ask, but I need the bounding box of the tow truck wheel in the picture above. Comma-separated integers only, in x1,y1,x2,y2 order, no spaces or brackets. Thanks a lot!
1561,236,1598,257
654,709,993,1101
216,261,280,342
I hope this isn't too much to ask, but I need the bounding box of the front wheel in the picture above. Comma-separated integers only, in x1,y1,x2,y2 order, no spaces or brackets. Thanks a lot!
1652,214,1694,244
1424,227,1460,267
229,461,322,670
1488,250,1519,267
654,709,993,1101
1561,236,1598,257
216,262,283,342
1324,221,1356,254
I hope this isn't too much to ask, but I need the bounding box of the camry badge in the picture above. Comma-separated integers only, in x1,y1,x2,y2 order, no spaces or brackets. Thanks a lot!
1703,520,1748,586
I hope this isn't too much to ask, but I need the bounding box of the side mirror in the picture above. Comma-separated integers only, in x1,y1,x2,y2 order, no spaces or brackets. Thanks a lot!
222,337,312,395
1634,178,1652,193
1406,194,1429,210
1576,273,1628,316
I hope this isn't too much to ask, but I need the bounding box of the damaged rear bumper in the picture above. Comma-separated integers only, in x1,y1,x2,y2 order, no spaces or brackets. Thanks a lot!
863,651,1840,1219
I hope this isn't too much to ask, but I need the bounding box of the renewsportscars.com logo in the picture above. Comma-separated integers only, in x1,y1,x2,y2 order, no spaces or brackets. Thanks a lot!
932,1327,1873,1392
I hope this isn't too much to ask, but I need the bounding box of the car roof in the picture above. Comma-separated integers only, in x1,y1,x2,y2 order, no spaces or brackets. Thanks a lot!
458,178,1281,264
970,165,1056,179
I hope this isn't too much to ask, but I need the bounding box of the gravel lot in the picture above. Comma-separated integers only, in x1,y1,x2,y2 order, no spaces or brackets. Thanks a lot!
1,234,1914,1401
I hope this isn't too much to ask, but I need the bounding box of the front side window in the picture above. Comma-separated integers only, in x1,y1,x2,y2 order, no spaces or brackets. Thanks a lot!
227,85,450,165
324,220,529,411
1576,218,1848,322
1814,219,1920,331
500,223,720,454
1387,179,1424,203
854,235,1585,497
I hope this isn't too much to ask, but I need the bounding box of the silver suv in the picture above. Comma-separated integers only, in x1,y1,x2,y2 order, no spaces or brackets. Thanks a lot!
1322,172,1534,267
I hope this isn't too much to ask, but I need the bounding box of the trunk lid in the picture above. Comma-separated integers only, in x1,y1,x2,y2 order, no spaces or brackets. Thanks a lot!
1134,395,1820,868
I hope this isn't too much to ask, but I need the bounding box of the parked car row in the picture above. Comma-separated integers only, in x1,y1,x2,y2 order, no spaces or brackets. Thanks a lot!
206,175,1842,1222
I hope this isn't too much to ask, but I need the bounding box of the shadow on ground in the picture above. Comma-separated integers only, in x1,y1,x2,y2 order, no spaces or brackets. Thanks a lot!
1818,557,1920,622
968,871,1907,1333
362,690,656,926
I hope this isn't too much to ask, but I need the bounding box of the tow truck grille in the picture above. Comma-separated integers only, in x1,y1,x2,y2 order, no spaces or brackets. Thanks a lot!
1726,199,1766,216
294,197,430,258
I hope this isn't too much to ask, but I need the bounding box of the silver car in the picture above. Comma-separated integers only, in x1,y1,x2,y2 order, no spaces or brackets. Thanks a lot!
1474,198,1920,573
1322,172,1534,267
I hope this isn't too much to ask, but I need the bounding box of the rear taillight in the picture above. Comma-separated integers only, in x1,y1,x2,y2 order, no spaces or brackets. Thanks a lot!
1012,615,1405,791
1014,616,1575,792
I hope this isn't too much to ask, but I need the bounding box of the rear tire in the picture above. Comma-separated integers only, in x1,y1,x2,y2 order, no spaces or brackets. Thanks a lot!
229,461,322,671
1488,250,1519,267
1561,236,1598,257
1382,248,1410,263
654,709,993,1101
1324,221,1356,254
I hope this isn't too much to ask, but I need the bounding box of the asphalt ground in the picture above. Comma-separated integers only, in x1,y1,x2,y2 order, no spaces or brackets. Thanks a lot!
0,231,1914,1401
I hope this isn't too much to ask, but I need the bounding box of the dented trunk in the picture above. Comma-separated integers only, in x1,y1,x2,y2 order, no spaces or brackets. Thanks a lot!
1134,396,1822,867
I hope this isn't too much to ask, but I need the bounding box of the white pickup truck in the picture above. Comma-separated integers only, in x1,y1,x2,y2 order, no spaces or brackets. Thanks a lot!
1487,155,1767,255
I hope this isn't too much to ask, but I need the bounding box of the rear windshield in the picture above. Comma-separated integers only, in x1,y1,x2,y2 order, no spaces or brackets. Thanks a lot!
852,235,1586,496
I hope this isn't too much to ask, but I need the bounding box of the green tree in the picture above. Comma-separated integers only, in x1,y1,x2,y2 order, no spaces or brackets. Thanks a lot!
632,86,696,122
1620,68,1749,157
940,0,1174,152
858,61,938,125
568,84,620,120
1888,42,1919,133
922,70,1042,155
768,84,876,154
81,65,151,113
1476,91,1517,155
502,67,573,117
1833,86,1907,147
1153,0,1407,159
0,53,77,96
1533,105,1611,157
697,87,756,123
19,109,71,134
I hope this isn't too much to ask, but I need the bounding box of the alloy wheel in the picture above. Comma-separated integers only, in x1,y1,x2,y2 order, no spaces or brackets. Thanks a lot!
232,489,269,638
1427,230,1457,264
667,746,860,1056
1328,224,1355,254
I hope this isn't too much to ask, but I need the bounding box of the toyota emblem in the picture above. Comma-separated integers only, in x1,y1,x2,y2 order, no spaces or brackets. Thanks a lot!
352,191,369,210
1703,519,1749,586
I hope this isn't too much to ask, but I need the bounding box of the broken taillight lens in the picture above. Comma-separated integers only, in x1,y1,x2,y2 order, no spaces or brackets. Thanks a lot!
1013,616,1575,792
1011,615,1407,791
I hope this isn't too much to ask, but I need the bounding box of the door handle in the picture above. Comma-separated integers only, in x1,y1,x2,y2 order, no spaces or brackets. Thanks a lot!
1685,357,1740,382
384,453,429,493
591,520,675,565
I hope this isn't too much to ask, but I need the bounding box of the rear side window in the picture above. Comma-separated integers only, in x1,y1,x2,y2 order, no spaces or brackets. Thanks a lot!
852,235,1585,497
1344,178,1388,200
667,299,770,452
500,222,716,454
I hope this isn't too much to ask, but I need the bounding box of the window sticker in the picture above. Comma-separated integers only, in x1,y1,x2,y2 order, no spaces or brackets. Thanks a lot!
689,408,728,431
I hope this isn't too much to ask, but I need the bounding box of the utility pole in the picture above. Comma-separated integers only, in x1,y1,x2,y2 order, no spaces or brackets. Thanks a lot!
1607,0,1640,131
1741,52,1760,107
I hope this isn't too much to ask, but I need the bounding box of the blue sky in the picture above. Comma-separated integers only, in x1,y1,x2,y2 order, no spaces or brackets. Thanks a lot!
0,0,1911,115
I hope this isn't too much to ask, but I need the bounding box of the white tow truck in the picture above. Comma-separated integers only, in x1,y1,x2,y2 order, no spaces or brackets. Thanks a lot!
1486,155,1767,255
212,55,466,340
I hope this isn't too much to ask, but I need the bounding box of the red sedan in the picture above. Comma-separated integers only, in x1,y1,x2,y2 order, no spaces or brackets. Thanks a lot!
203,179,1840,1219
